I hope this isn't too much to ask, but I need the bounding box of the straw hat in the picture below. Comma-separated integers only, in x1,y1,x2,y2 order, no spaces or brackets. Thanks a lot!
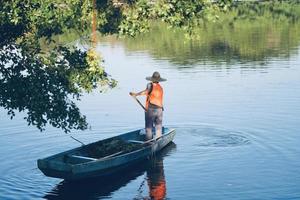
146,71,167,82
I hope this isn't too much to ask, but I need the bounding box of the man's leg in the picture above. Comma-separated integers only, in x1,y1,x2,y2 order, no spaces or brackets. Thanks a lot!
155,108,163,139
145,109,154,140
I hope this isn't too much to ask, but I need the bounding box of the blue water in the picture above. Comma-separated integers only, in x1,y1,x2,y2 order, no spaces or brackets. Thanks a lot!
1,34,300,199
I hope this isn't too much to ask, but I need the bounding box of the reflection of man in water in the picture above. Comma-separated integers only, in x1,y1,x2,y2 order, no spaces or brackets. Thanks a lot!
134,143,175,200
147,158,166,200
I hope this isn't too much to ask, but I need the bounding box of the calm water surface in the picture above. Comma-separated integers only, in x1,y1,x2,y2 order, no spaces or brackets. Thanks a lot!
1,22,300,199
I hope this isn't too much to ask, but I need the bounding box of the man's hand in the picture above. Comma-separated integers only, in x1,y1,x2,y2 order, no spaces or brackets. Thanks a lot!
129,92,137,97
130,89,148,97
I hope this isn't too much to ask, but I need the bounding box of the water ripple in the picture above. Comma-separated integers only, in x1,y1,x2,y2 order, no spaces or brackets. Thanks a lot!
174,125,251,148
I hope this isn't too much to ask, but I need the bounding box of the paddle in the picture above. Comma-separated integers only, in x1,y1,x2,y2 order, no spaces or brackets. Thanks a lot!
128,135,163,146
147,135,163,143
130,94,147,112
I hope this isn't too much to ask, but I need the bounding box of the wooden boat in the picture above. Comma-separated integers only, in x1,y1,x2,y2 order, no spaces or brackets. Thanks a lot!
37,127,175,180
44,142,176,199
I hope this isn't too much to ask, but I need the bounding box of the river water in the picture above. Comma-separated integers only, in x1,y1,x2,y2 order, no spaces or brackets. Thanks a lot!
0,21,300,199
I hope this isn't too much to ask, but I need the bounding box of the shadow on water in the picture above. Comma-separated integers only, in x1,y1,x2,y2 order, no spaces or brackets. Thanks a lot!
44,142,176,200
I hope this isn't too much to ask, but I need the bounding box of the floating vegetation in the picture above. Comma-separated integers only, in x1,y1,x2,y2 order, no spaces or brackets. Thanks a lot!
84,138,143,159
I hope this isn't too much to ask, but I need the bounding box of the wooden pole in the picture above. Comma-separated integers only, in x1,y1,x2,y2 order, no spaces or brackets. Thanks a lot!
131,96,147,112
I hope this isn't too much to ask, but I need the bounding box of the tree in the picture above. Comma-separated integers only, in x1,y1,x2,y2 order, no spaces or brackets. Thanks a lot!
0,0,116,132
0,0,231,132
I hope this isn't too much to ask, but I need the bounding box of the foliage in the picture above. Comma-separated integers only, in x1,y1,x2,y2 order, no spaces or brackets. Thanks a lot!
96,0,123,34
94,0,233,37
119,0,152,36
93,0,299,37
0,0,116,133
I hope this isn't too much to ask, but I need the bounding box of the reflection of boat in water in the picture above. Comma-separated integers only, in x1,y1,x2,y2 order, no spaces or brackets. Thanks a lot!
44,142,176,200
38,128,175,180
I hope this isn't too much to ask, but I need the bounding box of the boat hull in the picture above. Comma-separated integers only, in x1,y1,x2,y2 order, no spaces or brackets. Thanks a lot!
38,128,175,180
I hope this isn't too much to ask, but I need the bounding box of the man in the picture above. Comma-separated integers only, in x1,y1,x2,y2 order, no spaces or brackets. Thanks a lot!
130,71,166,140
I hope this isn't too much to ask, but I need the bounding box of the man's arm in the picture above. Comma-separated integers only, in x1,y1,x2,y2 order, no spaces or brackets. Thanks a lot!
130,83,152,97
129,89,148,97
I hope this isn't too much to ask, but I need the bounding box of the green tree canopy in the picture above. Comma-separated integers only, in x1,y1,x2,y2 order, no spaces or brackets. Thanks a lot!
0,0,117,132
4,0,291,132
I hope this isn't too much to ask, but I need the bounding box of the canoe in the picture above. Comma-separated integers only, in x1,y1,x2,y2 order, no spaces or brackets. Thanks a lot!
37,127,175,180
44,142,176,199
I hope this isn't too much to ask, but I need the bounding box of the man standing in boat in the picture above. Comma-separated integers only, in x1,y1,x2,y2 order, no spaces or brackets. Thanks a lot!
130,71,166,141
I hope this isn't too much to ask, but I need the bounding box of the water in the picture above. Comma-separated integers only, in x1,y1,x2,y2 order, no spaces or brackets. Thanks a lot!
1,21,300,199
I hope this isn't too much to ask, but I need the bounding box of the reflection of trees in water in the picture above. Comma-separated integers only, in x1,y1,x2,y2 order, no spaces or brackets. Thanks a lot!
118,20,300,66
114,2,300,67
44,142,176,200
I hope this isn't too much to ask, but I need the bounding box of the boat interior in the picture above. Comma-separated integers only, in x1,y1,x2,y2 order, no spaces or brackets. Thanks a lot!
45,128,170,165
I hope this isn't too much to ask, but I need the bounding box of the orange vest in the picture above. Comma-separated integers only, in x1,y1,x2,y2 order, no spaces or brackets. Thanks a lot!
146,83,163,109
